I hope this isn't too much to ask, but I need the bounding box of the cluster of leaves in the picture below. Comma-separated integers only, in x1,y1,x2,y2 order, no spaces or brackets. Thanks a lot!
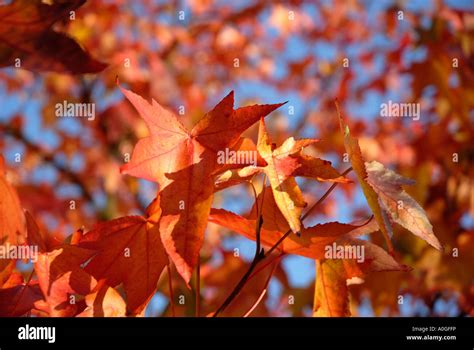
0,80,442,316
0,0,472,316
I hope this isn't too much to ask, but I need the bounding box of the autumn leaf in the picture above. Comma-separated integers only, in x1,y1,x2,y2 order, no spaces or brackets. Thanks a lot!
0,0,106,74
213,137,267,176
211,178,409,317
209,188,372,259
21,212,97,317
77,284,127,317
25,210,49,253
78,215,168,314
313,235,411,317
0,156,26,248
313,260,350,317
0,272,42,317
214,118,348,232
25,213,127,317
291,154,349,183
0,0,471,321
119,85,190,186
119,84,284,283
256,118,309,233
119,82,213,284
191,92,287,152
34,246,96,317
119,88,282,187
157,162,216,285
210,185,408,317
336,103,393,249
365,160,442,250
209,208,370,259
213,145,349,192
0,283,42,317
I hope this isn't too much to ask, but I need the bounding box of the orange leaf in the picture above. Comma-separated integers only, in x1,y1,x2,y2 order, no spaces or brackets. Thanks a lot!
25,211,48,253
119,85,190,186
34,246,96,317
78,216,168,314
209,208,366,259
0,156,26,248
256,118,307,233
313,235,410,317
191,91,286,151
119,85,283,283
292,154,350,183
336,104,393,248
313,260,350,317
77,285,127,317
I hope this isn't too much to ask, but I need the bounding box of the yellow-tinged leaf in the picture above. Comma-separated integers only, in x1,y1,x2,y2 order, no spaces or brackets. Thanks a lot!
365,160,442,250
336,103,392,248
313,259,350,317
257,118,306,233
77,286,127,317
313,235,410,317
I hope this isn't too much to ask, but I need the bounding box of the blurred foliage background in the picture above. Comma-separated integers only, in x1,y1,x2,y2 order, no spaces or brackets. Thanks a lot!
0,0,473,316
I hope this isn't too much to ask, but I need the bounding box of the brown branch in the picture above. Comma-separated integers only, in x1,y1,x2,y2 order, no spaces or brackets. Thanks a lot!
212,175,267,317
2,124,96,205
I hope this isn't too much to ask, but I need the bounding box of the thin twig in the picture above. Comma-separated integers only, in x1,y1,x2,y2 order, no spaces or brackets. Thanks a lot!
212,175,267,317
249,252,285,280
3,125,96,205
243,258,279,317
247,180,260,223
